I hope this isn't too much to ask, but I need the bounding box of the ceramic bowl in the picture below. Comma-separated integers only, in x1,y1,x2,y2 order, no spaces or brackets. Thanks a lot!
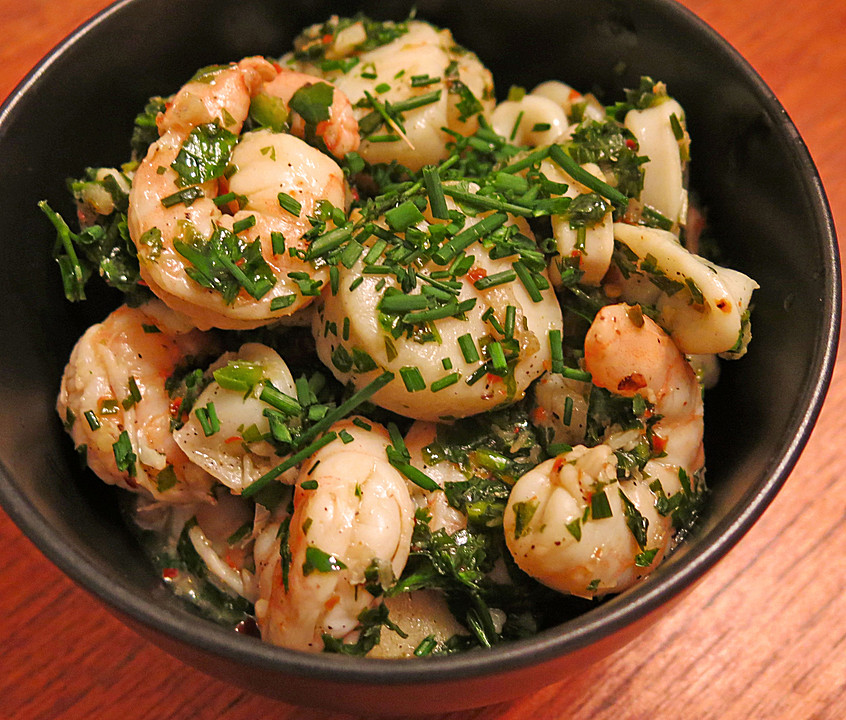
0,0,838,713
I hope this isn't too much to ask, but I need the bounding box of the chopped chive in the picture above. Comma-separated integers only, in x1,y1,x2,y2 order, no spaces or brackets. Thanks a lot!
499,146,550,174
352,417,372,431
431,372,460,392
276,191,302,216
112,431,136,476
339,429,355,444
513,260,543,302
403,298,476,325
549,329,565,374
306,224,352,260
441,187,532,217
473,269,516,290
213,191,245,207
83,410,101,430
482,307,505,335
414,635,438,656
264,410,292,444
339,240,364,268
232,215,256,234
457,333,480,363
227,521,253,545
122,376,142,410
504,305,516,340
296,371,394,450
422,165,449,219
411,74,439,87
441,357,453,370
161,186,204,208
432,212,508,265
549,144,628,205
363,238,388,265
563,396,574,426
271,231,286,255
379,293,429,313
562,367,592,382
465,363,489,386
259,382,302,415
509,110,524,141
399,366,427,392
385,200,426,232
243,431,338,497
270,293,297,311
487,342,508,376
388,456,440,492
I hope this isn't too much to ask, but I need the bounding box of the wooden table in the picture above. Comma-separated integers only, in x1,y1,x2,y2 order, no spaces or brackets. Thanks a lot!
2,1,843,718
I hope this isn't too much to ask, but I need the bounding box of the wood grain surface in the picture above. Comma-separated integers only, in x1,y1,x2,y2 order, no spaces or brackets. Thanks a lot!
2,1,844,718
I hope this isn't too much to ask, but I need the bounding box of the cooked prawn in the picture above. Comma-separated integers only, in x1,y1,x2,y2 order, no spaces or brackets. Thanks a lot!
261,69,360,158
56,300,219,502
255,419,415,652
503,303,703,598
128,58,349,331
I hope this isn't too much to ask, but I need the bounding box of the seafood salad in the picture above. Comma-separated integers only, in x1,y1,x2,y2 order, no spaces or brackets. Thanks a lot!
43,13,758,657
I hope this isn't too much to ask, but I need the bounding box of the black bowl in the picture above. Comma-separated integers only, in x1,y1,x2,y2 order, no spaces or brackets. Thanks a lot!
0,0,838,713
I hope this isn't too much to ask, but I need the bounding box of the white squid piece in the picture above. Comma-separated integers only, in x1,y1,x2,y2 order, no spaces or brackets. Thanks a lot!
624,97,688,226
173,342,298,493
313,210,563,421
613,222,758,355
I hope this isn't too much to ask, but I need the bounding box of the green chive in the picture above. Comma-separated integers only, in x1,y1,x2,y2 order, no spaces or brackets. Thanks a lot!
232,215,256,234
270,293,297,311
379,293,429,314
422,165,449,219
487,342,508,376
473,269,517,290
457,333,480,363
513,260,543,302
549,329,565,374
84,410,101,430
399,366,427,392
590,489,613,519
243,431,338,497
431,372,460,392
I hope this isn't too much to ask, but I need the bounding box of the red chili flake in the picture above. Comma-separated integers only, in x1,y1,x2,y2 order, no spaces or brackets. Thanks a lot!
532,406,548,424
570,249,582,258
169,397,182,417
568,89,582,102
224,435,243,444
625,138,637,150
617,373,647,393
162,568,178,579
322,33,333,44
467,266,487,283
651,435,668,454
486,373,503,384
552,456,566,472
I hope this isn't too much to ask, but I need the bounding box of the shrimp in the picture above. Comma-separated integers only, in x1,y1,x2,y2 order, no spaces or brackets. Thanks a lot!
128,58,348,331
503,303,703,598
261,69,360,158
56,300,219,502
255,419,415,652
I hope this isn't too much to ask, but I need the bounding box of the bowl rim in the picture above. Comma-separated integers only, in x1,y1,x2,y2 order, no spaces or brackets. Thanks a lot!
0,0,840,687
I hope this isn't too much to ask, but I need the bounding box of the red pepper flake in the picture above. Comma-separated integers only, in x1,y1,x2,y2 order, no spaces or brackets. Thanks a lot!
162,568,178,579
532,406,548,424
552,456,566,472
651,435,668,454
625,138,637,150
467,266,487,283
169,397,182,417
224,435,242,444
322,33,333,44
